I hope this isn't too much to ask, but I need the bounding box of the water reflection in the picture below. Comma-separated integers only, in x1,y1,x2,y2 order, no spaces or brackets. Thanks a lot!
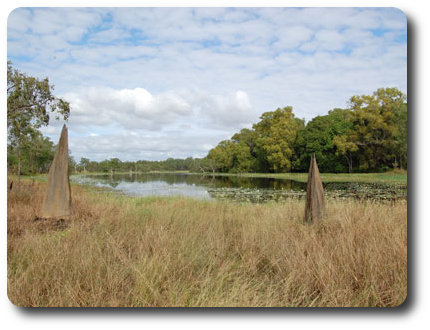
71,173,406,202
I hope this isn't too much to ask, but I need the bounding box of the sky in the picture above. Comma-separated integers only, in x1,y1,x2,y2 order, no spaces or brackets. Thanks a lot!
7,7,407,162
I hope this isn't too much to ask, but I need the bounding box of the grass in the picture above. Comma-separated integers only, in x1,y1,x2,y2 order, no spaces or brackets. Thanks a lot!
7,180,407,307
197,170,407,184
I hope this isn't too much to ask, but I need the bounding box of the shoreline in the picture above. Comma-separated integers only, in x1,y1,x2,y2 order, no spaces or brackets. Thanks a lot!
64,170,407,185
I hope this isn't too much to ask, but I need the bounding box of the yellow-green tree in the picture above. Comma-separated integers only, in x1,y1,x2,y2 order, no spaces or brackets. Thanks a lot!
207,140,235,172
253,107,304,172
231,128,258,173
334,88,407,171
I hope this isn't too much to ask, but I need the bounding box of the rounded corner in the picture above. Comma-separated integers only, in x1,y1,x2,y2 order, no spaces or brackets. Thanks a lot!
391,292,408,308
6,291,28,308
391,7,408,24
7,7,26,25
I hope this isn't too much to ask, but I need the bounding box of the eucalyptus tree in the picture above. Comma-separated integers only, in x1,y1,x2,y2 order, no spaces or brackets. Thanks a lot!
253,107,304,173
334,88,407,171
7,61,70,183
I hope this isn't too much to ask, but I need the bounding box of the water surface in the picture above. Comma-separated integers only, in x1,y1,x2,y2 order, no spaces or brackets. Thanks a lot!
71,173,406,203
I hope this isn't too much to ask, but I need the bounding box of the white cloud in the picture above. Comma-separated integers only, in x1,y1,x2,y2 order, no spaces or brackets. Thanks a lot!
315,29,345,51
62,87,193,130
66,131,226,162
87,26,131,44
55,87,256,133
273,26,314,50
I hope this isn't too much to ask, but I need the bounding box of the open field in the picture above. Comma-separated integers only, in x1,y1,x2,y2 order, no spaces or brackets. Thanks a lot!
7,180,407,307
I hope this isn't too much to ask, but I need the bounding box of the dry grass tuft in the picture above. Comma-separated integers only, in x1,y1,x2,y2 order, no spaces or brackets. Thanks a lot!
7,180,407,307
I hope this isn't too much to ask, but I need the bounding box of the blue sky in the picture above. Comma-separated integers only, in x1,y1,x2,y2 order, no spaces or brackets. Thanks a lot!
7,7,407,162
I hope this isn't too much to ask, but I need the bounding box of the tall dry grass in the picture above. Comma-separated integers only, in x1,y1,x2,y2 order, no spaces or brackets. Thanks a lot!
7,181,407,307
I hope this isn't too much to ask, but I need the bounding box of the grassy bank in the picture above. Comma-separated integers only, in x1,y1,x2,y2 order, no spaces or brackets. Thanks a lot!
7,180,407,307
198,171,407,184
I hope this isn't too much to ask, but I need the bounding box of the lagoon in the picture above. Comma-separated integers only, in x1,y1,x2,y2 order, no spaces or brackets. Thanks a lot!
71,173,407,203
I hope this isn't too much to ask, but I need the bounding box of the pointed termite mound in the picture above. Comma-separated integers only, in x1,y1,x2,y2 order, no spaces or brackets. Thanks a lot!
304,154,326,223
40,124,72,218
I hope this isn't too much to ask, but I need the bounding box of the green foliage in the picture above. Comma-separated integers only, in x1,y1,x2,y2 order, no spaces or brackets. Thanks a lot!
75,156,206,174
293,109,351,172
392,102,407,169
7,61,70,140
253,107,304,172
230,129,259,173
230,142,255,173
205,107,305,174
7,61,70,180
205,88,406,174
7,131,55,175
333,88,407,172
207,140,235,172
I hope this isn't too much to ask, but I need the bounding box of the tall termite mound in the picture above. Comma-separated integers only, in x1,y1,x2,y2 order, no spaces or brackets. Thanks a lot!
304,154,325,223
40,124,72,218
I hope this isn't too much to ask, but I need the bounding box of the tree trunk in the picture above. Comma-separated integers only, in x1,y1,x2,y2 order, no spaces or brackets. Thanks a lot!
345,154,352,173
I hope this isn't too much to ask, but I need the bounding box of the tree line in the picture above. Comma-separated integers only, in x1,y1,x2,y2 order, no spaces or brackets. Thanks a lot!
76,157,202,174
7,62,407,176
204,87,407,173
70,87,407,174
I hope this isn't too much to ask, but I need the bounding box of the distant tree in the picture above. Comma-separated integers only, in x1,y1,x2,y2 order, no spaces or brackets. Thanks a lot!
334,88,407,171
293,108,351,172
98,160,110,173
207,140,235,172
231,128,258,152
392,102,407,169
26,131,55,174
108,158,122,172
7,145,18,174
230,142,255,173
183,157,195,171
8,130,57,175
78,157,91,172
231,128,259,173
186,157,209,173
69,154,77,174
7,61,70,183
332,134,358,173
253,107,304,172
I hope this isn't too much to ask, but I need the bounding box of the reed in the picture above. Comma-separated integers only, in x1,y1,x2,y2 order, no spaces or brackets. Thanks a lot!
7,181,407,307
